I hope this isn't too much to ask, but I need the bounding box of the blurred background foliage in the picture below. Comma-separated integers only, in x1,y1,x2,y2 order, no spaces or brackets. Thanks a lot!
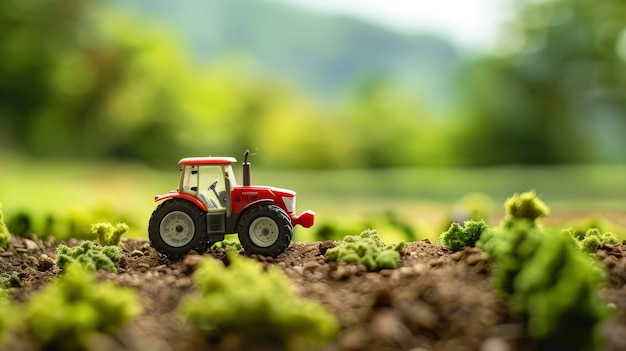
457,0,626,165
1,0,626,240
2,0,626,169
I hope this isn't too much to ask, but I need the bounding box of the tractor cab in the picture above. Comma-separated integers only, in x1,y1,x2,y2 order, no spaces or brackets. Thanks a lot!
178,157,236,212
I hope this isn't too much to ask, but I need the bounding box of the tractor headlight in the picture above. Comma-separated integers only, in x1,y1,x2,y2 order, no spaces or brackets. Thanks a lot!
282,196,296,213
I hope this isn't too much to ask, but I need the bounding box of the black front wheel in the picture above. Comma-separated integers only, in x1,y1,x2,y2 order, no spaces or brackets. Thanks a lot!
148,199,210,260
237,205,292,258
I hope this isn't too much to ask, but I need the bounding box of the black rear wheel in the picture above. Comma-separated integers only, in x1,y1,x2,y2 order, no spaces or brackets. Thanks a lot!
237,205,292,258
148,199,210,260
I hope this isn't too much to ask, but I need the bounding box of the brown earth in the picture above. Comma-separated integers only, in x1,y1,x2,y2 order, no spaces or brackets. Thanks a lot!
0,236,625,351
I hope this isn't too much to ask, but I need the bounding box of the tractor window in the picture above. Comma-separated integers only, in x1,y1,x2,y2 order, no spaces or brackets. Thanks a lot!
181,166,198,195
224,164,237,188
199,166,227,210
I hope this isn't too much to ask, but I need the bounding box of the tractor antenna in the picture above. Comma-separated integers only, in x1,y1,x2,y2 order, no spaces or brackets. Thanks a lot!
243,149,251,186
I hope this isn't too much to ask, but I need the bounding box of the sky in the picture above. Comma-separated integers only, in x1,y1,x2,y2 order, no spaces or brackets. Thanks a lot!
269,0,513,51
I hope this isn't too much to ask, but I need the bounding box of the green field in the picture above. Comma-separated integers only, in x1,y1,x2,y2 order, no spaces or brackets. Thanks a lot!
2,153,625,241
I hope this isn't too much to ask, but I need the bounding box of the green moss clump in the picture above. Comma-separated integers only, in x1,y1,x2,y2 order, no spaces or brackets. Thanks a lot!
477,193,610,350
92,222,129,247
0,272,20,344
513,231,608,346
569,228,618,253
0,203,10,250
0,288,16,346
440,220,489,251
211,238,242,251
20,263,140,350
502,190,550,228
325,229,405,271
566,216,624,242
478,222,542,296
56,241,122,273
178,255,338,349
0,272,21,290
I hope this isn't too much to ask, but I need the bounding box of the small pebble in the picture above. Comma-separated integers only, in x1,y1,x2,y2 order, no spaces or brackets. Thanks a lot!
412,263,427,275
428,257,446,267
399,266,415,277
481,337,510,351
23,239,40,252
131,250,144,257
466,253,486,266
183,254,204,272
154,264,168,272
602,243,615,251
318,241,337,255
303,260,319,269
603,255,619,268
37,254,55,271
339,326,371,351
450,251,464,261
379,269,394,277
331,265,358,280
371,309,412,347
403,300,439,331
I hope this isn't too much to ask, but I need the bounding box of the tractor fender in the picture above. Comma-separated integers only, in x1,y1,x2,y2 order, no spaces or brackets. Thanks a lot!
232,199,275,227
154,192,209,212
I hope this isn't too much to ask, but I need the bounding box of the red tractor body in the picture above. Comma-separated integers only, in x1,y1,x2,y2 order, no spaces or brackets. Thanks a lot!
148,152,314,259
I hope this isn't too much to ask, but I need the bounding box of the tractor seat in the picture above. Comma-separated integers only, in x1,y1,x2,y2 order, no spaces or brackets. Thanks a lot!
199,192,218,209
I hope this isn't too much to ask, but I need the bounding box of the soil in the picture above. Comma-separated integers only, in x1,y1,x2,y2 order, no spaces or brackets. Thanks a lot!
1,235,625,351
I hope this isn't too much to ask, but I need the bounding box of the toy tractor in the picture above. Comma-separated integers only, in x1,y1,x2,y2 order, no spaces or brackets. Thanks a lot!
148,151,315,259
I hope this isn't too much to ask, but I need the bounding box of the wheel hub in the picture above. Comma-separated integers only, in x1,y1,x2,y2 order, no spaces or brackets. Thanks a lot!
249,217,279,247
160,211,196,248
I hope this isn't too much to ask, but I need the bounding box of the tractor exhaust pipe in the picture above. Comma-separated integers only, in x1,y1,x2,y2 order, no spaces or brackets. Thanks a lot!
243,149,251,186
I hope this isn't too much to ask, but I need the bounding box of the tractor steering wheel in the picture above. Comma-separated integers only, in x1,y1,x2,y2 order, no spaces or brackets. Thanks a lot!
209,180,218,191
208,179,228,207
209,179,222,201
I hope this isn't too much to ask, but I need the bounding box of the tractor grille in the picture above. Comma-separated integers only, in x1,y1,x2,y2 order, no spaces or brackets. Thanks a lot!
282,196,296,213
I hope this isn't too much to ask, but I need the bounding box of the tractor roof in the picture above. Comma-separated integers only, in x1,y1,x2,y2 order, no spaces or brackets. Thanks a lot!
178,157,237,166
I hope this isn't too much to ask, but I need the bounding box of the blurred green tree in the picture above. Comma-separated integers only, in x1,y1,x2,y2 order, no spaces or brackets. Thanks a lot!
0,0,189,165
456,0,626,165
0,0,84,148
